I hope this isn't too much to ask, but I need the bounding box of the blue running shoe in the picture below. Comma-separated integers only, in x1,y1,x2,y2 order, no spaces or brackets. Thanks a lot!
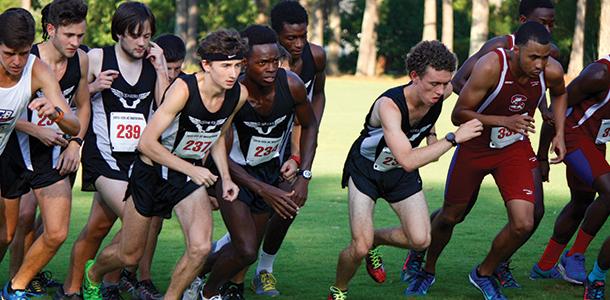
584,279,605,300
3,283,30,300
468,267,507,300
401,250,425,283
560,251,587,284
529,263,564,280
493,260,521,288
404,271,435,296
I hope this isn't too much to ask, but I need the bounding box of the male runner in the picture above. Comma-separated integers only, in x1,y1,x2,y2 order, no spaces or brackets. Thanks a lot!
531,55,610,285
327,40,482,300
0,7,81,300
405,22,567,299
198,25,318,300
60,2,168,299
82,28,247,300
154,34,186,82
4,0,90,295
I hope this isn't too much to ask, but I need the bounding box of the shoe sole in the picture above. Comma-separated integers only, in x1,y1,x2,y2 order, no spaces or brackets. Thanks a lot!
404,278,435,296
557,264,585,285
469,274,502,300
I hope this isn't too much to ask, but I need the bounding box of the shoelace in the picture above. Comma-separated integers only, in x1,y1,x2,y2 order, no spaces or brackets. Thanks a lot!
587,281,605,299
409,271,432,293
260,273,277,291
368,248,383,269
329,286,346,300
495,262,517,285
224,286,243,299
140,281,161,297
27,278,45,294
37,271,61,287
405,252,425,273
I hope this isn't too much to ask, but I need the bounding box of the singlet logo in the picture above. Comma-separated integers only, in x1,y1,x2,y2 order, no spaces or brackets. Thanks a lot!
243,115,287,135
35,85,76,103
408,124,432,142
304,80,312,89
509,94,527,112
530,81,540,87
0,109,15,123
111,88,150,109
188,116,227,133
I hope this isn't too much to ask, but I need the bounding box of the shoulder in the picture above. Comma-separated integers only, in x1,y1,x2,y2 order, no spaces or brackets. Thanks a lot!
87,48,103,68
475,51,502,73
544,57,565,81
308,42,326,72
550,43,561,60
238,82,249,100
478,36,510,54
77,48,89,71
285,69,306,89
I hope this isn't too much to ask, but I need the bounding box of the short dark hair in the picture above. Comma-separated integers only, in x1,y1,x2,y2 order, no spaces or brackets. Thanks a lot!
0,8,35,49
42,0,88,40
519,0,554,17
196,29,248,60
240,25,278,58
111,2,156,42
270,1,308,34
514,21,551,46
405,40,457,76
154,34,186,63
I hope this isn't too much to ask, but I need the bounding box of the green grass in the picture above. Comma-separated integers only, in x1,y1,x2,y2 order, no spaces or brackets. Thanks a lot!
2,77,609,299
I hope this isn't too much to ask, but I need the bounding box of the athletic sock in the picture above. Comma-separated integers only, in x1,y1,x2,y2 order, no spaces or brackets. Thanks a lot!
588,261,608,282
568,228,594,257
213,233,232,253
537,238,567,271
256,250,277,275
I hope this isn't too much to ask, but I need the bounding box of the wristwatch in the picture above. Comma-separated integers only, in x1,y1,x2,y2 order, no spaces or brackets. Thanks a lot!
69,137,83,146
298,169,313,180
445,132,458,146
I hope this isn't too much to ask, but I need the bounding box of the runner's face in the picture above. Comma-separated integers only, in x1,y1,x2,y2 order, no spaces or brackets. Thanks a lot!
521,8,555,33
516,40,551,78
167,60,184,82
245,44,280,86
204,59,243,90
412,67,452,106
48,21,86,58
278,23,307,60
119,21,152,59
0,44,31,77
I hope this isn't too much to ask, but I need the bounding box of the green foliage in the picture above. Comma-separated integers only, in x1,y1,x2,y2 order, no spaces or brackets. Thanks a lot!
84,0,119,47
199,0,258,34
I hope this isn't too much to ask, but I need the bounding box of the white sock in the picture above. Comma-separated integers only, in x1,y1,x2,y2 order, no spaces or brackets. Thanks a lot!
213,232,231,253
256,250,277,275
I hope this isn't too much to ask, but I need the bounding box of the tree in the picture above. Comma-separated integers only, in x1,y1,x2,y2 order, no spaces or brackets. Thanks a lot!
599,0,609,56
312,0,324,45
327,0,341,74
568,0,586,78
175,0,187,40
469,0,489,55
254,0,270,24
441,0,453,50
356,0,379,76
185,0,198,66
422,0,436,40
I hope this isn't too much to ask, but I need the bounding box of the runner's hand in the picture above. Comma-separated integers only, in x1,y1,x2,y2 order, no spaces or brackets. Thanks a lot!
502,114,536,136
90,70,119,93
280,159,298,181
550,134,566,164
259,186,299,219
147,42,166,71
291,177,309,207
56,142,81,175
188,166,218,187
454,119,483,143
222,179,239,202
29,97,62,121
33,126,68,147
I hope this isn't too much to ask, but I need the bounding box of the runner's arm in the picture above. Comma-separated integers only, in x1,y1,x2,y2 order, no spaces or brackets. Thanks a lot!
546,58,568,163
310,44,327,124
72,49,91,140
452,36,506,94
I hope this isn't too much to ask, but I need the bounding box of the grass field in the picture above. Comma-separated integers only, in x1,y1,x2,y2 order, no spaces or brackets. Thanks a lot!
2,76,610,299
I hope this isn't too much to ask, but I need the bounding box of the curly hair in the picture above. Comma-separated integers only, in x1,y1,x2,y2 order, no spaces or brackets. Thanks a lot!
42,0,88,40
405,40,457,76
519,0,554,17
270,1,308,34
197,28,248,60
0,8,35,49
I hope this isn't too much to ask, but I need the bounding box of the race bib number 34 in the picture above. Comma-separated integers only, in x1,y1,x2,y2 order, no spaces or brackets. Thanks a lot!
173,131,220,160
373,147,400,172
489,127,524,149
596,119,610,144
246,136,283,166
110,112,146,152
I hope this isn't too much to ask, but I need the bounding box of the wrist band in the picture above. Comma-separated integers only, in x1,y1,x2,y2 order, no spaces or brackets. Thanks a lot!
290,155,301,167
50,106,64,123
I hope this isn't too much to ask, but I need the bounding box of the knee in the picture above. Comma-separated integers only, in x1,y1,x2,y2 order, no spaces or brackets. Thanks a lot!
186,240,211,263
351,239,374,259
510,219,534,238
86,222,113,241
118,248,144,268
43,227,69,248
0,232,15,247
436,211,464,227
409,233,431,251
236,244,259,266
18,209,36,227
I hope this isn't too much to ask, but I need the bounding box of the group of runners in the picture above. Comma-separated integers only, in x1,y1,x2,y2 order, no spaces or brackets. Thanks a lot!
0,0,607,300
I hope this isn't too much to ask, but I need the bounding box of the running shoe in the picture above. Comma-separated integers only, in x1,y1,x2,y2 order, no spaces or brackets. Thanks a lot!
118,269,138,295
135,280,163,300
24,277,45,297
100,284,122,300
327,286,347,300
52,286,83,300
468,267,507,300
182,276,204,300
560,251,587,284
2,283,29,300
36,271,62,288
220,282,244,300
251,270,279,296
493,260,521,288
529,263,564,280
401,250,425,283
365,247,386,283
584,278,605,300
404,270,435,296
82,260,102,300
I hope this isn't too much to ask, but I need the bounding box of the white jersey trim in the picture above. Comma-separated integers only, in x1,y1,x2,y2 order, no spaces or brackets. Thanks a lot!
476,48,509,113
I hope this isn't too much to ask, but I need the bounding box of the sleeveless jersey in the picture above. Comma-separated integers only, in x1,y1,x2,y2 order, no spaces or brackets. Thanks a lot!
0,54,35,154
354,84,442,172
230,68,295,170
565,55,610,144
158,73,240,185
299,43,316,100
464,48,546,150
83,46,156,170
14,44,81,171
505,34,516,51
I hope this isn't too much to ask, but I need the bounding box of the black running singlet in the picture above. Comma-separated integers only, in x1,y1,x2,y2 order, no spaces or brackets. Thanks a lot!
299,43,316,100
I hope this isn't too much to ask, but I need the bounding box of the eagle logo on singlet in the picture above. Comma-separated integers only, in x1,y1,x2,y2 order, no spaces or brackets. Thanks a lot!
408,124,433,142
188,116,227,133
509,94,527,112
111,88,151,109
243,115,287,135
0,109,15,123
34,85,76,103
304,80,312,90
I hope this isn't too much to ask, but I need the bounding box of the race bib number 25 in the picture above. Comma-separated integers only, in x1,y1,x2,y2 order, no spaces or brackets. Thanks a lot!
373,147,400,172
110,112,146,152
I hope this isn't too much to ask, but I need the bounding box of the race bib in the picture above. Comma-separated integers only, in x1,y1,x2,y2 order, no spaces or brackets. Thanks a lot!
373,147,400,172
173,131,220,160
246,136,283,166
596,119,610,144
489,127,524,149
109,112,146,152
31,112,60,131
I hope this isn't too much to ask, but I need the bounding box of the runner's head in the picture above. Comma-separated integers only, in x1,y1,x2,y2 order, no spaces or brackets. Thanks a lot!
271,1,307,60
197,28,247,90
0,8,35,76
42,0,88,58
111,1,155,59
241,25,280,87
405,40,456,106
518,0,555,33
514,21,552,78
154,34,186,82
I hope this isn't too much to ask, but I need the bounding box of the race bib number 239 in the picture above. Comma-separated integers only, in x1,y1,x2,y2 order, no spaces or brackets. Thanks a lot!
110,112,146,152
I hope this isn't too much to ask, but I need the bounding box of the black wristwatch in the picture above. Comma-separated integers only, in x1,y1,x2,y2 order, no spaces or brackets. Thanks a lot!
298,169,312,180
445,132,458,146
69,137,83,146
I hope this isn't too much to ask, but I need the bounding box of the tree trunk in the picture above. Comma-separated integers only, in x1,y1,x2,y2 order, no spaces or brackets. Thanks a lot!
469,0,489,55
311,0,324,45
254,0,270,24
568,0,586,78
174,0,187,40
442,0,453,50
21,0,30,10
356,0,379,76
327,0,341,75
598,0,610,56
422,0,437,40
185,0,198,66
489,0,502,13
